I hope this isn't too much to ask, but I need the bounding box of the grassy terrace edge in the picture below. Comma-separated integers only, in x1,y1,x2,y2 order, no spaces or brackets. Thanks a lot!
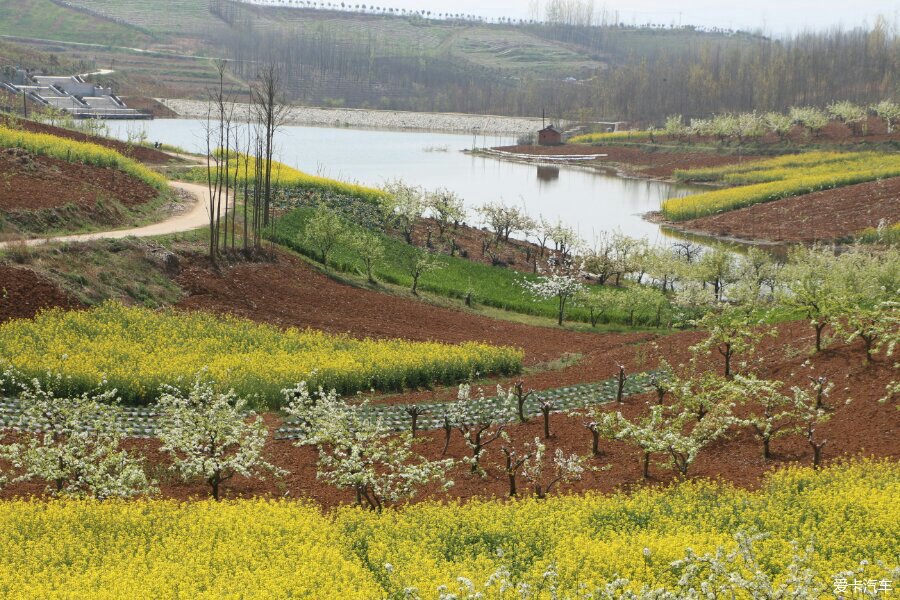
270,207,672,328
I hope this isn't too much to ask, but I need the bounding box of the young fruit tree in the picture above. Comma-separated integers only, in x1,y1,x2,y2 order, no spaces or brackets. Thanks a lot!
578,408,622,457
615,396,734,479
347,227,385,284
764,111,795,140
427,188,466,239
519,438,588,499
285,382,453,510
733,247,781,303
791,380,833,469
778,246,844,352
381,180,425,244
157,376,282,501
668,369,732,421
728,375,797,459
499,380,534,424
408,247,444,295
691,303,768,378
576,286,615,327
648,361,674,405
840,305,886,363
789,106,829,137
697,247,737,301
476,200,535,244
520,257,586,326
872,100,900,133
499,445,529,497
609,405,666,479
303,206,346,268
0,372,154,499
656,401,734,478
449,384,511,475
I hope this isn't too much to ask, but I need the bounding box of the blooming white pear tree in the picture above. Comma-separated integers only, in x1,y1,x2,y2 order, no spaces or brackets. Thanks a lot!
0,371,154,499
728,375,797,459
791,380,833,469
476,200,535,244
690,303,769,378
284,382,453,511
427,188,466,239
520,257,586,326
613,390,734,479
519,438,587,499
381,179,425,244
157,376,282,501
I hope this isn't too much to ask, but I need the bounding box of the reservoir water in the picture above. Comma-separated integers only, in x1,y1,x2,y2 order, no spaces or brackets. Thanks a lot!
106,119,701,246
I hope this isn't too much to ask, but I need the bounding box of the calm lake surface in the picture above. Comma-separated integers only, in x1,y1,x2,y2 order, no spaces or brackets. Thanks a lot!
107,119,701,245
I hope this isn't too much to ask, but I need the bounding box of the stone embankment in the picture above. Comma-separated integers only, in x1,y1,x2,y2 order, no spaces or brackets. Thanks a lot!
160,99,553,135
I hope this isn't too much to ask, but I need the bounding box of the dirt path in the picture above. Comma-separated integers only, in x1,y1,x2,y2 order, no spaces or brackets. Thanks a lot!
0,181,211,249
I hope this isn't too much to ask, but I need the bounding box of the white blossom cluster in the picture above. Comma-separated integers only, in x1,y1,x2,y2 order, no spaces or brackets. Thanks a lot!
0,369,154,499
284,381,453,511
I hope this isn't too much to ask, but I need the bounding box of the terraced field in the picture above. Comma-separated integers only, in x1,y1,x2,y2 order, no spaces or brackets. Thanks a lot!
0,0,151,46
4,38,245,99
62,0,220,36
225,4,605,77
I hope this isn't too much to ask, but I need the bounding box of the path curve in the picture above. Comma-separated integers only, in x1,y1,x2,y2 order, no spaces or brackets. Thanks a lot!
0,181,211,249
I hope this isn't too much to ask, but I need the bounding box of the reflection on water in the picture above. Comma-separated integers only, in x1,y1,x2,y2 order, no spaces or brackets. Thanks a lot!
536,165,560,182
107,119,702,244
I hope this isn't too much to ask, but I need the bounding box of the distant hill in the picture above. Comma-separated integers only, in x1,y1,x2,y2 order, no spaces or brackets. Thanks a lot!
1,0,894,122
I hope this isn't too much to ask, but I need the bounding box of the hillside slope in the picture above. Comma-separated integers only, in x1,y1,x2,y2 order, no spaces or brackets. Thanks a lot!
0,0,152,46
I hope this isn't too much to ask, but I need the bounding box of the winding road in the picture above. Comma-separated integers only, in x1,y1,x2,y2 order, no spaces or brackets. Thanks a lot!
0,181,211,249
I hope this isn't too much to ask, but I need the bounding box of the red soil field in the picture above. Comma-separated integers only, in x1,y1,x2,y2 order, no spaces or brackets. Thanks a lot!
0,147,159,212
673,177,900,243
1,252,895,506
495,144,761,179
410,218,544,273
0,265,82,323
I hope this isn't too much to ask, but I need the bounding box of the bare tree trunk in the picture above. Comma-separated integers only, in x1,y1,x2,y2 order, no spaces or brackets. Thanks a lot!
251,64,290,227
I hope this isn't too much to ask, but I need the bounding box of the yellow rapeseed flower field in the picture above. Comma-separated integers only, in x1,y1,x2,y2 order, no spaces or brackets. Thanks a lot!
0,461,894,598
568,130,653,144
0,302,523,407
0,499,382,599
181,151,389,203
0,125,168,191
663,151,900,220
334,459,898,597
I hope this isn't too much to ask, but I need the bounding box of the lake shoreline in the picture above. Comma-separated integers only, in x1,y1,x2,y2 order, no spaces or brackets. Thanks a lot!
159,99,553,136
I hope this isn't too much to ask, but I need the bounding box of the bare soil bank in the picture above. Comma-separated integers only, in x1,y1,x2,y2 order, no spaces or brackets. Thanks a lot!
0,116,175,164
676,177,900,243
495,144,760,179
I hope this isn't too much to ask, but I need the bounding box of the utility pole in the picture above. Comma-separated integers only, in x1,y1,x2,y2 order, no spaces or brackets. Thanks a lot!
22,89,27,118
